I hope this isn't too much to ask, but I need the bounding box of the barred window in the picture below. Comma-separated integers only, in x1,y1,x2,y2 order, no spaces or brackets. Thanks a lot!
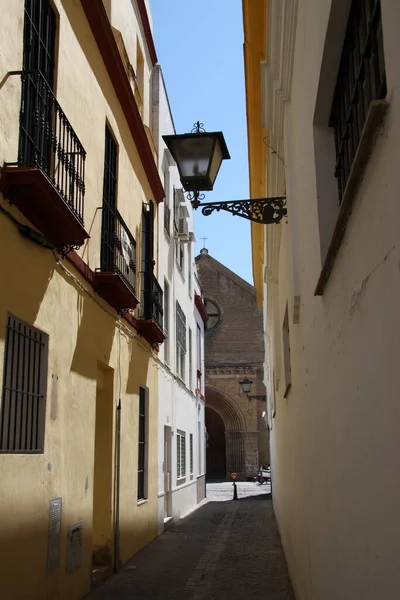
177,430,186,479
188,328,193,390
330,0,386,201
137,386,148,500
176,301,186,381
190,433,193,475
164,170,171,236
0,314,48,453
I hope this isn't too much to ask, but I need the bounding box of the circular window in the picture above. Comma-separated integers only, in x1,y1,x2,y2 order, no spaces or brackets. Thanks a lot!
205,299,221,330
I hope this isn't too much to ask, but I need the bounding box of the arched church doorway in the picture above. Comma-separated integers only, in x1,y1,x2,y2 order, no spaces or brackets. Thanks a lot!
205,407,226,479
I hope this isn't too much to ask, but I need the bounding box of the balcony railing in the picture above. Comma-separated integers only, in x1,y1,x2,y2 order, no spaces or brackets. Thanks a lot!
13,70,85,222
100,205,137,294
150,275,163,330
0,70,88,249
137,272,164,344
93,205,139,311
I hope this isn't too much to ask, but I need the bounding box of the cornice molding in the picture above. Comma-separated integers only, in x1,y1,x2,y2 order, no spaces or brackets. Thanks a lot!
81,0,164,204
136,0,157,65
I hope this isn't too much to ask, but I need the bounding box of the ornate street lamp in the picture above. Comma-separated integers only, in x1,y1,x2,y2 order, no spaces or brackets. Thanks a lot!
239,378,253,395
163,122,287,224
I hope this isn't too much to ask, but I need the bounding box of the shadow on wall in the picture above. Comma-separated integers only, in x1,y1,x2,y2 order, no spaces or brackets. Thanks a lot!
126,334,151,394
70,291,116,379
0,510,93,600
0,219,55,339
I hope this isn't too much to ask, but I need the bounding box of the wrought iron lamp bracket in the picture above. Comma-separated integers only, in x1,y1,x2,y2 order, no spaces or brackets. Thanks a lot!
187,192,287,224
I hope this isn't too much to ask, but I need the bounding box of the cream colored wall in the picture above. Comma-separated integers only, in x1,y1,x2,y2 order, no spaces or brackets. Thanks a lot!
0,1,159,598
108,0,153,127
266,1,400,599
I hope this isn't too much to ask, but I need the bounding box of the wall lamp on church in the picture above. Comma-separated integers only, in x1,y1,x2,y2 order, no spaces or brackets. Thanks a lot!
239,378,267,413
163,122,287,225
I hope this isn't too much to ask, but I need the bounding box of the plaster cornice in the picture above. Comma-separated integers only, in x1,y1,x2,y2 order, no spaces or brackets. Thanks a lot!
243,0,267,307
136,0,157,65
81,0,164,204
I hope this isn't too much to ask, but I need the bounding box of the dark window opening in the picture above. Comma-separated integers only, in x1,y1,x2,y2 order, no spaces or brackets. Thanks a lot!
330,0,387,202
137,386,147,500
0,314,48,453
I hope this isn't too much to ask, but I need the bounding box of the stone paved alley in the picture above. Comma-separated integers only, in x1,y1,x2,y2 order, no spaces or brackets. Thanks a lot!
85,482,294,600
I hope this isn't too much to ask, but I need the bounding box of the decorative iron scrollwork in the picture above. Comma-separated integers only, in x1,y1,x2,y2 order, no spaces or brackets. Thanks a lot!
60,244,82,258
195,196,287,224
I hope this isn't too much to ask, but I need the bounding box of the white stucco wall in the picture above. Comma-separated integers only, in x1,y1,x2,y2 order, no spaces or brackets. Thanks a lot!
153,67,206,532
263,1,400,599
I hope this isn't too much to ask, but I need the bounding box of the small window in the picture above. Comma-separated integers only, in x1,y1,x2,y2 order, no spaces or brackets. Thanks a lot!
188,328,193,390
163,279,170,364
189,433,193,476
282,304,292,398
137,386,148,500
174,190,185,273
176,302,186,381
177,430,186,479
205,299,221,330
0,314,48,453
187,244,192,295
330,0,386,201
164,170,171,236
196,325,202,392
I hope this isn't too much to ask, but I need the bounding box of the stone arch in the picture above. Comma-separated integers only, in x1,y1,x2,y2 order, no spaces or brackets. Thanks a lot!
205,385,247,479
205,385,246,432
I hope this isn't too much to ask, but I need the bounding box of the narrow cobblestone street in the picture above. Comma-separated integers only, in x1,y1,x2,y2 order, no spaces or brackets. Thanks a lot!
85,483,294,600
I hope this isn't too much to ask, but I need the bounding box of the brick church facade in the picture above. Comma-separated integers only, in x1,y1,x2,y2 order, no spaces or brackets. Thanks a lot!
196,249,269,480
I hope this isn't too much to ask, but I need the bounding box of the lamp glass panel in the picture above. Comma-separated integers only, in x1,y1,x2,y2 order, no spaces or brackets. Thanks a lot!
174,136,214,179
208,140,224,186
239,379,253,394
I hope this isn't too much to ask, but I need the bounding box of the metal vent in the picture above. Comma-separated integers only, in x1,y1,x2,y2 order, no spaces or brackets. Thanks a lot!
66,521,83,574
46,497,62,573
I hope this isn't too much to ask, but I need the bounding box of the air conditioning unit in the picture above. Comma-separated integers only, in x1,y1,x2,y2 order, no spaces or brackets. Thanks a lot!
176,216,188,237
176,231,195,244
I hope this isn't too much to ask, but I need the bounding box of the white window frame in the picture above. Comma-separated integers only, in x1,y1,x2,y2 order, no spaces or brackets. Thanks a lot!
176,429,186,480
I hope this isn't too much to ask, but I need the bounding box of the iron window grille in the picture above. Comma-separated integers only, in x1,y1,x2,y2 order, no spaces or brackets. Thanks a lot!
176,302,186,380
330,0,387,202
100,204,137,293
137,386,147,500
140,202,163,329
164,205,171,236
23,0,56,87
99,126,137,291
190,433,193,475
0,314,48,453
188,328,193,390
177,430,186,479
163,279,170,363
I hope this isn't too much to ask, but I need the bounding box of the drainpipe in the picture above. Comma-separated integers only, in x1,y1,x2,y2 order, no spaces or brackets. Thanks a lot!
114,399,121,572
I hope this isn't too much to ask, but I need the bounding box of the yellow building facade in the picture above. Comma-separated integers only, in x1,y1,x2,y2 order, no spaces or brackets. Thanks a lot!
0,1,164,598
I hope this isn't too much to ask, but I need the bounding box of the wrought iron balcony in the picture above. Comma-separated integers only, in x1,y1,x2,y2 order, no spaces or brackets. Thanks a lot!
93,205,139,312
0,70,88,250
137,273,164,344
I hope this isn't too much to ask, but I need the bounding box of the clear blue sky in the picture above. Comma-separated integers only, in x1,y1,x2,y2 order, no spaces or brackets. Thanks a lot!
149,0,253,285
